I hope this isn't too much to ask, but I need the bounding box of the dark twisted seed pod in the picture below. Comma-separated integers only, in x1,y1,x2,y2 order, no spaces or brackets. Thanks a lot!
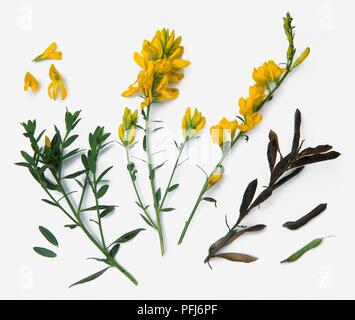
283,203,327,230
280,237,327,263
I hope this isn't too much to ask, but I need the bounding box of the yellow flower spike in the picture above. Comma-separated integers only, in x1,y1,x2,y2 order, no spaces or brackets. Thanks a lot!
24,72,39,92
207,173,223,190
48,64,67,100
292,47,310,69
33,42,62,62
45,136,52,148
182,107,206,138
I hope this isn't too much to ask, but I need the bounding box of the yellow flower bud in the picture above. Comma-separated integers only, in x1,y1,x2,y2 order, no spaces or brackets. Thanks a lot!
207,173,223,190
45,136,52,149
118,124,125,144
182,107,206,138
292,47,310,69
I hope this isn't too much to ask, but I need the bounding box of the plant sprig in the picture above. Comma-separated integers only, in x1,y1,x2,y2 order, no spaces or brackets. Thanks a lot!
16,109,144,287
204,109,340,265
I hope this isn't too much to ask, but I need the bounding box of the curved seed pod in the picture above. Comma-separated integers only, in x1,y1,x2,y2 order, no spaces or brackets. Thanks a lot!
213,252,257,263
291,109,301,154
291,151,340,168
208,224,266,255
280,237,327,263
273,166,304,189
298,144,332,157
283,203,327,230
239,179,258,220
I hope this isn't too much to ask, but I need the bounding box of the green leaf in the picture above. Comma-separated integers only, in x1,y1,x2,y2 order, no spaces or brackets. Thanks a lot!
154,161,167,171
21,151,34,165
33,247,57,258
41,199,58,207
113,228,145,244
63,170,87,180
64,224,78,229
69,267,110,288
139,214,156,229
203,197,218,207
161,208,175,212
155,188,161,204
100,206,115,218
63,135,78,148
39,226,59,247
168,184,179,192
65,110,74,131
109,244,120,258
97,185,109,198
15,162,32,169
143,135,147,151
97,166,113,183
63,148,81,160
82,205,116,212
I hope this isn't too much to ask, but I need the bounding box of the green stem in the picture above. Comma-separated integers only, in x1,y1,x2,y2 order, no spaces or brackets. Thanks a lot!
125,147,157,229
92,174,106,248
157,139,187,214
145,104,165,255
178,61,295,245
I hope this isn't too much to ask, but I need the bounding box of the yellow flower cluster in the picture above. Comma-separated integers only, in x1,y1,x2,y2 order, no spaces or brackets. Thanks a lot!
122,28,190,108
181,107,206,139
118,107,138,146
210,60,287,147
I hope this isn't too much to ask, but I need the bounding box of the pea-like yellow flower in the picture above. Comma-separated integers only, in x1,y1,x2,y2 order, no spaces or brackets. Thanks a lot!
210,125,225,146
33,42,62,62
122,28,190,108
45,136,52,148
118,107,138,146
252,60,286,86
210,117,239,147
181,107,206,138
48,64,67,100
219,117,238,140
207,173,223,190
292,47,310,69
24,72,39,92
237,112,262,132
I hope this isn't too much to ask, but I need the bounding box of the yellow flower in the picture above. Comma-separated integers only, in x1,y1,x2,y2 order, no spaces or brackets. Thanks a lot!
238,97,254,117
33,42,62,62
122,28,190,108
207,173,223,190
181,107,206,138
210,125,225,146
45,136,51,148
24,72,39,92
48,64,67,100
249,84,265,106
252,60,286,86
219,117,238,140
293,47,310,69
237,112,262,132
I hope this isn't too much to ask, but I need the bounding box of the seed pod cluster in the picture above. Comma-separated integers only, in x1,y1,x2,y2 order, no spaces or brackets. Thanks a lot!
205,109,340,265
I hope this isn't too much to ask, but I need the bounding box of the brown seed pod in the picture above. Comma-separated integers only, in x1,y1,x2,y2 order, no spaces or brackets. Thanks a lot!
283,203,327,230
213,252,258,263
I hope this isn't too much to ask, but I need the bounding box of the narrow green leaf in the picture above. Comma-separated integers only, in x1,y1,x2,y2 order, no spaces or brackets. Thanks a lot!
21,151,34,165
63,170,87,180
64,224,78,229
15,162,32,168
155,188,161,204
168,184,179,192
82,205,116,212
161,208,175,212
39,226,59,247
69,267,110,288
109,244,120,258
63,135,78,148
203,197,218,207
139,214,156,229
143,135,147,151
97,166,113,183
100,206,115,218
113,228,145,244
154,161,167,171
33,247,57,258
97,185,109,198
41,199,58,207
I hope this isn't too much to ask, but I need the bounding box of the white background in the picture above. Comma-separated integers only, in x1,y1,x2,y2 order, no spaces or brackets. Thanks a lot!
0,0,354,299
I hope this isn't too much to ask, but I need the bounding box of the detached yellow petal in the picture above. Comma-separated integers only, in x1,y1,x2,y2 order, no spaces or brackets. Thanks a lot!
33,42,62,62
24,72,39,92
